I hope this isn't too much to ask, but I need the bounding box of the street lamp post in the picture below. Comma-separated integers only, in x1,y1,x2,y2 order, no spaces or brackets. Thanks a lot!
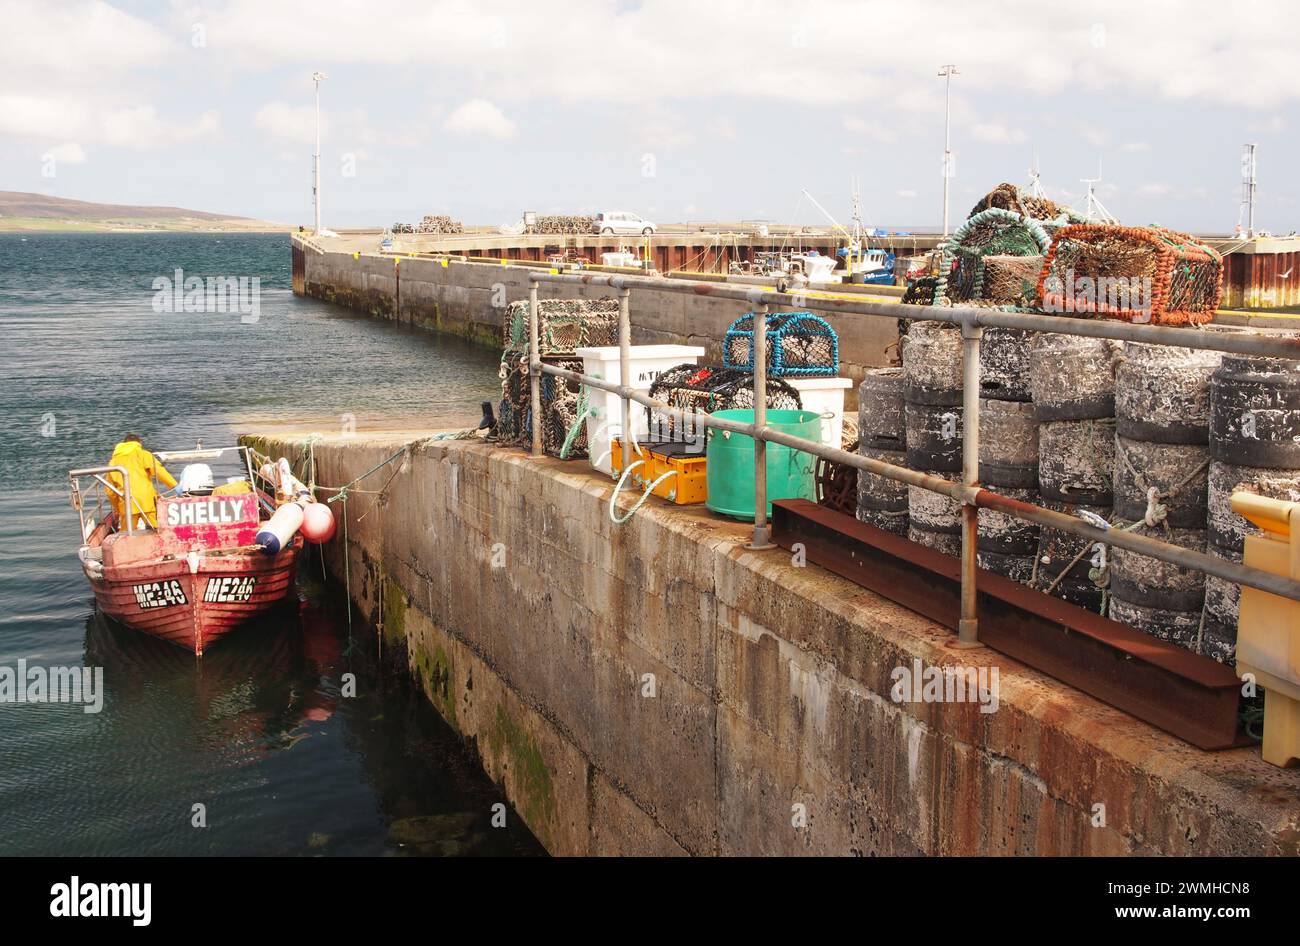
312,71,328,236
938,64,959,238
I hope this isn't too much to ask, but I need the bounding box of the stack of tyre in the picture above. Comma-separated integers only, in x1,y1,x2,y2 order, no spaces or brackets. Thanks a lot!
1108,342,1220,649
1204,346,1300,662
975,327,1039,583
901,321,965,554
1029,334,1122,611
856,367,909,536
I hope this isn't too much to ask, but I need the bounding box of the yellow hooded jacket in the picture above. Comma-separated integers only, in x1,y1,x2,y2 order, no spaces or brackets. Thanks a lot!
106,441,177,528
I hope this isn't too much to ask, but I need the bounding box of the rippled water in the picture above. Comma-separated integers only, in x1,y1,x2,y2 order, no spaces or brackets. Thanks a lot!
0,233,541,856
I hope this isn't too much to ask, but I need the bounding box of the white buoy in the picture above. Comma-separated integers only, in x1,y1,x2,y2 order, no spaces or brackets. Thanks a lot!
260,459,312,502
256,502,305,554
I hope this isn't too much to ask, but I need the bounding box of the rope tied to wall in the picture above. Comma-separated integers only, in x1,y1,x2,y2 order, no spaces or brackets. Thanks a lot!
321,446,411,506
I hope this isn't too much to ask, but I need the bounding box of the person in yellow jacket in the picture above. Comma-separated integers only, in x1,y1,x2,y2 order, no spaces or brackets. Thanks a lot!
106,434,177,529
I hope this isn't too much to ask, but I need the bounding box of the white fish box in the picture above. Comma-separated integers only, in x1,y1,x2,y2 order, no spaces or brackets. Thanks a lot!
786,376,854,449
575,344,706,475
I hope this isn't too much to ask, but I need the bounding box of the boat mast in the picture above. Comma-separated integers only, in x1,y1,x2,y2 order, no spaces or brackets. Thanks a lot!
801,187,857,276
1028,149,1047,200
1081,158,1118,224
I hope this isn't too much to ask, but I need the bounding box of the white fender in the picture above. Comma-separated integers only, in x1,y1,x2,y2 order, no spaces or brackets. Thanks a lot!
256,502,305,554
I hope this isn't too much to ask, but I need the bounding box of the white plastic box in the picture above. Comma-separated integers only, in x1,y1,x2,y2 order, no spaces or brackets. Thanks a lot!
786,376,854,449
575,344,706,475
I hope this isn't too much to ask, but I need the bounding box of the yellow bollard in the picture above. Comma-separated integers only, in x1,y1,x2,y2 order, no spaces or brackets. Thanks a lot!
1232,491,1300,766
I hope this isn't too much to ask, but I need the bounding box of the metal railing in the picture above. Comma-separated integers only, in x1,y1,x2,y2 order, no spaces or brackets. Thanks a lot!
525,270,1300,645
69,465,139,536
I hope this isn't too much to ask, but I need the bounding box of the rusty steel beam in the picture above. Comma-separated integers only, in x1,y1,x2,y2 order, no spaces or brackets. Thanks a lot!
770,500,1247,751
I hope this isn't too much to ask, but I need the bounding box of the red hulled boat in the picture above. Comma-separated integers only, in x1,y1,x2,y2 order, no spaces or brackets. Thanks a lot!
70,445,327,655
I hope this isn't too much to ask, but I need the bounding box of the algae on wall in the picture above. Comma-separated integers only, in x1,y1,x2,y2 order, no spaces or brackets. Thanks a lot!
414,642,456,731
486,704,556,844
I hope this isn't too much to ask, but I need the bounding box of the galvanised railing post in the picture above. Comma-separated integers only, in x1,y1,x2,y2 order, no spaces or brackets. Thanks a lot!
958,319,984,647
529,283,542,458
619,286,633,477
748,301,776,550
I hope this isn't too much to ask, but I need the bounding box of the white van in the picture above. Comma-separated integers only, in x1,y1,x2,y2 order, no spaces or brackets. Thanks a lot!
594,211,656,235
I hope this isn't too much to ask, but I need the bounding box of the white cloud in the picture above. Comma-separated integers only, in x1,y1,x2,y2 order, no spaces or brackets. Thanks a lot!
44,143,87,164
0,3,210,150
714,118,738,141
0,95,217,148
98,106,219,148
1248,115,1285,134
1136,183,1173,198
842,116,898,144
441,99,516,140
627,105,694,151
969,122,1027,145
1079,126,1109,148
0,0,175,86
1120,141,1150,152
254,102,319,144
181,1,1300,109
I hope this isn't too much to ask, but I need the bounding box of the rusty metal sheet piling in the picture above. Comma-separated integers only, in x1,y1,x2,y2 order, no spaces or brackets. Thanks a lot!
770,499,1246,750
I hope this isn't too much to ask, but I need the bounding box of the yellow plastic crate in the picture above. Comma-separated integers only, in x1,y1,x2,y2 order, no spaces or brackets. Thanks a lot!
610,438,708,505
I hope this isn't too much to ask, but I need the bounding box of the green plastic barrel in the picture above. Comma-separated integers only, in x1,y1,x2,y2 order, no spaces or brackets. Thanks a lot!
705,409,820,520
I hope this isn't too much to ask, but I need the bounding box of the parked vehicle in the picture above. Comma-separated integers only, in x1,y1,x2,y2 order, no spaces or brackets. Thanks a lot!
594,211,656,235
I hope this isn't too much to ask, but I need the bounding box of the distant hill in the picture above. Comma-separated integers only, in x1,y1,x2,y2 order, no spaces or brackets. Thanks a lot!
0,191,284,232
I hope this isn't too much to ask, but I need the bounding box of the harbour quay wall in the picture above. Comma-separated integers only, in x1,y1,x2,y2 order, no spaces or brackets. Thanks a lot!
244,430,1300,856
293,238,899,408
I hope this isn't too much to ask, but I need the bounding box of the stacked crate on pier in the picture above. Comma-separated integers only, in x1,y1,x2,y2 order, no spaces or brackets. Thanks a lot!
902,321,964,555
1036,224,1224,326
934,207,1050,309
1029,334,1122,611
645,365,802,443
496,298,620,455
967,182,1085,233
1204,344,1300,662
1108,342,1221,652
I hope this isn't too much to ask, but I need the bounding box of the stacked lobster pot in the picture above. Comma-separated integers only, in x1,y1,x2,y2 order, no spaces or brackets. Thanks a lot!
1109,342,1221,651
496,298,621,455
857,367,909,536
976,325,1039,583
1205,346,1300,662
1029,334,1122,611
902,320,964,555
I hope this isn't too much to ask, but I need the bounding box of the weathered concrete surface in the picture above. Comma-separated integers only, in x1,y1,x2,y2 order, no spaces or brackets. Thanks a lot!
245,429,1300,856
294,239,899,408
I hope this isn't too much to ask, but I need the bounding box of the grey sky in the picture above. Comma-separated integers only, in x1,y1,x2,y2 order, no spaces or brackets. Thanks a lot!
1,0,1295,232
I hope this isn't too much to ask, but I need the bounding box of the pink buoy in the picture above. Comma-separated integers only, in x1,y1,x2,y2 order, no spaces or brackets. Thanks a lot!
300,502,337,544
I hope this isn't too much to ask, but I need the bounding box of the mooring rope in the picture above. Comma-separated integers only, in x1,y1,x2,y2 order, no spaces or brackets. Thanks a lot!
1114,440,1210,526
313,446,410,643
320,447,410,505
608,460,677,525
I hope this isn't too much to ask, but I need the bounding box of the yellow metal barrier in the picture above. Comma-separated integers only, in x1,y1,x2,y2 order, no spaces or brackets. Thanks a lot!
1232,491,1300,766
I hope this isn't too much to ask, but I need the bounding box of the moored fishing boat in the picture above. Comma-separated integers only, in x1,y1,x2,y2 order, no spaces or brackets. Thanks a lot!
70,445,335,655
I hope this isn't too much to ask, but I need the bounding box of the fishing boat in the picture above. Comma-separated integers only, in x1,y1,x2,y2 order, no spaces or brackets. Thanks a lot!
837,244,896,284
733,249,842,283
69,445,335,655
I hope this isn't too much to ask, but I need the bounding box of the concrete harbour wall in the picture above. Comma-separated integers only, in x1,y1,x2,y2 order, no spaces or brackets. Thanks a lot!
245,430,1300,856
295,240,900,405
